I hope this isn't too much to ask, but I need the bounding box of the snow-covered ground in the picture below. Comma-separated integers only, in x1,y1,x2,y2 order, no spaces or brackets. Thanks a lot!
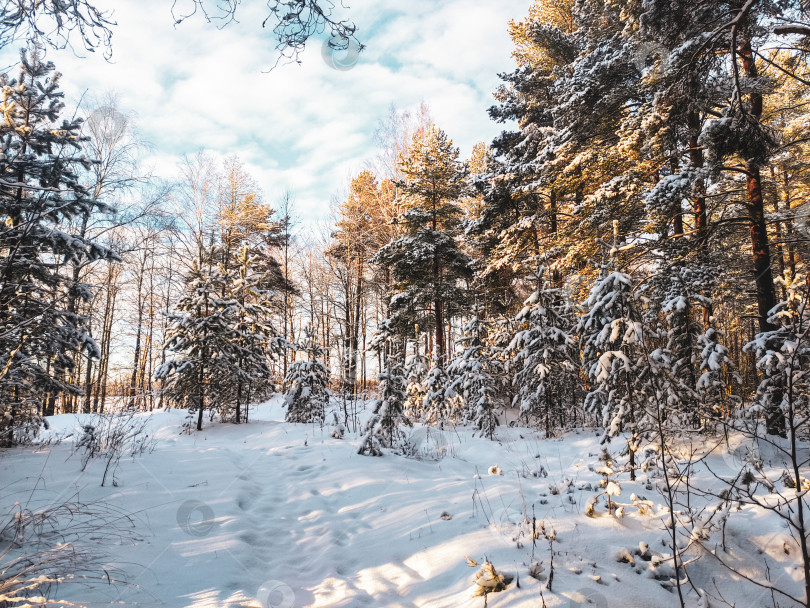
2,397,806,607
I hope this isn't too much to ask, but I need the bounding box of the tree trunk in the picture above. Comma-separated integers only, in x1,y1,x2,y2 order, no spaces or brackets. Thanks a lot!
236,371,242,424
198,295,207,431
83,357,94,413
549,189,562,287
670,157,684,236
688,112,713,327
145,263,156,411
687,112,708,234
282,227,290,389
129,255,146,409
740,36,785,437
343,277,353,395
434,272,444,365
770,167,787,299
43,358,55,416
351,253,362,398
747,163,778,332
197,362,205,431
96,280,116,413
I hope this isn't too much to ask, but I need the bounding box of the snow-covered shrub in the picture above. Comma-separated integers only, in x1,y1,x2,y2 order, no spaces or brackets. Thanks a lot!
73,411,155,486
0,496,138,605
467,558,512,598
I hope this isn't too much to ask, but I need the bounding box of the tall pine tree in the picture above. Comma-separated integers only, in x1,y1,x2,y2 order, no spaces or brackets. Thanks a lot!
372,124,471,365
0,48,114,445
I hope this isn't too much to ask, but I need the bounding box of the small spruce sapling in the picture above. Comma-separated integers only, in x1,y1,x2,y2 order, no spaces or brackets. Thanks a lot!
403,345,428,419
358,357,411,456
422,357,456,428
283,327,330,424
509,268,578,434
578,266,647,480
447,316,501,439
696,327,740,425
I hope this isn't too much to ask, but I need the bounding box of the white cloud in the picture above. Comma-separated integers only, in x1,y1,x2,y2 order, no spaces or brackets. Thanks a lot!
0,0,527,226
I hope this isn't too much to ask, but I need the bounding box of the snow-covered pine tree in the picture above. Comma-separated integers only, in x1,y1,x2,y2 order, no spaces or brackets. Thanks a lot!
490,315,518,409
158,163,289,428
536,2,653,289
371,124,471,369
646,262,706,425
156,250,244,431
283,326,329,424
357,357,410,456
509,269,578,434
696,327,740,425
421,357,457,429
227,243,285,422
403,341,428,420
462,151,522,320
447,315,501,439
0,48,115,446
638,0,809,437
578,266,646,475
580,259,707,482
482,0,576,270
745,274,810,442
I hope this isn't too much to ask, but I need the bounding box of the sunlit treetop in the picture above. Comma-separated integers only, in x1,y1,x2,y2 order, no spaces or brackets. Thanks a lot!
507,0,576,69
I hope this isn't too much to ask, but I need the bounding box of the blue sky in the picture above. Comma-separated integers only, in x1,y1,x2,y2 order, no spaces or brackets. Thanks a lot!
0,0,528,225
